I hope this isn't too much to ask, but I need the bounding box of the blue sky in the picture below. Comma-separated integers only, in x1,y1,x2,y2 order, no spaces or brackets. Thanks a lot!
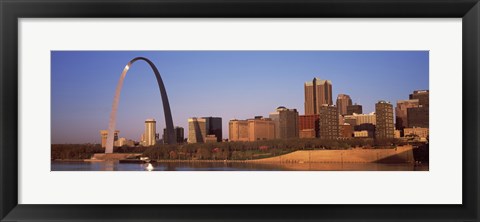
51,51,428,144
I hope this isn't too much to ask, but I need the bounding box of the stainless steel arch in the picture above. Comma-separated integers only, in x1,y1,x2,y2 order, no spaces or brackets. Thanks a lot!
105,57,175,154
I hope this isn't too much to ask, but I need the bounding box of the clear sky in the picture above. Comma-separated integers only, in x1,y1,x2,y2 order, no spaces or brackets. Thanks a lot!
51,51,429,144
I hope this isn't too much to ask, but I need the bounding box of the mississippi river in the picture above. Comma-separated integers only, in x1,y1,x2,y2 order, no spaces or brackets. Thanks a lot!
51,161,428,171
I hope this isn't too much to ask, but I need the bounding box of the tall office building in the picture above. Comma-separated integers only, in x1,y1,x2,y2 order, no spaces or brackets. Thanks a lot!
100,130,119,148
188,117,222,143
407,107,429,128
229,119,249,142
143,119,157,146
395,99,419,130
318,105,339,139
407,90,429,128
163,126,185,144
269,106,299,139
188,118,207,143
347,104,363,115
205,117,222,142
175,127,185,143
336,94,352,116
375,101,394,139
304,77,333,115
298,114,320,138
409,90,429,107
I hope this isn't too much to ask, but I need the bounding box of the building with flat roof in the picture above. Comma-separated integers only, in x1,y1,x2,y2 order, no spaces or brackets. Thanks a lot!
339,124,353,138
407,107,429,128
188,118,207,143
229,119,249,142
163,126,185,144
407,90,429,128
410,90,429,107
205,117,222,142
269,106,299,139
347,104,363,115
336,94,352,116
404,127,429,139
228,117,276,142
344,115,357,126
354,130,372,138
343,112,376,126
304,77,333,115
394,130,401,139
143,119,157,146
298,114,319,138
188,117,222,143
247,116,275,141
114,137,135,147
205,134,218,143
396,99,419,131
100,130,119,148
375,101,395,139
318,105,339,139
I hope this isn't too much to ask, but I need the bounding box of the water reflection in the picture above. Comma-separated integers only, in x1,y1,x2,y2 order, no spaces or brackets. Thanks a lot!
51,161,429,171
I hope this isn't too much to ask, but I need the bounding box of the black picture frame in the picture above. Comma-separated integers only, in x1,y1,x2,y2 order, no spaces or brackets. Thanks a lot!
1,0,479,221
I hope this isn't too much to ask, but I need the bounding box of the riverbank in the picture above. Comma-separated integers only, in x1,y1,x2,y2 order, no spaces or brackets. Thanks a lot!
53,145,416,164
249,145,414,164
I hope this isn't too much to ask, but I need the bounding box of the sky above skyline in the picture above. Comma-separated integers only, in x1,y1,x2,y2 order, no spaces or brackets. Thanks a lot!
51,51,429,144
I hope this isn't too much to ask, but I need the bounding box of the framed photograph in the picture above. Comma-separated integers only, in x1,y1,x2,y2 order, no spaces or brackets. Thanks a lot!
1,0,479,221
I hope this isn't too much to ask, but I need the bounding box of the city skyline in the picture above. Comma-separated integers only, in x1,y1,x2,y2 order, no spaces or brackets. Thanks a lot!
51,51,429,144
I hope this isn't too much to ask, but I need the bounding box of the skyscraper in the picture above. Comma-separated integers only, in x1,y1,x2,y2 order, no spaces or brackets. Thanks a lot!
188,117,222,143
175,127,185,143
143,119,156,146
304,77,333,115
407,90,429,128
375,101,394,139
336,94,352,116
163,126,185,144
205,117,222,142
269,106,299,139
318,105,339,139
407,107,429,128
409,90,429,107
188,117,207,143
347,104,363,115
395,99,419,130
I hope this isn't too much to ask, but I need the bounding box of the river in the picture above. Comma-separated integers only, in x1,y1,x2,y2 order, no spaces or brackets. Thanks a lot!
51,161,429,171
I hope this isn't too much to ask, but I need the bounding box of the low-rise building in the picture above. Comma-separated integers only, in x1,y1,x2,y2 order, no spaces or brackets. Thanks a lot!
228,116,275,142
248,116,275,141
339,124,353,138
229,119,249,142
404,127,429,139
205,134,218,143
298,114,319,138
394,130,401,139
354,130,372,138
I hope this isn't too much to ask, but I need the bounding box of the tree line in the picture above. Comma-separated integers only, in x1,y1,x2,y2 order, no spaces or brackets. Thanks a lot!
52,138,406,160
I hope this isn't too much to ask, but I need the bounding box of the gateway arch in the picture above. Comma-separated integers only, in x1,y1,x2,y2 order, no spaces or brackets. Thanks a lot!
105,57,175,154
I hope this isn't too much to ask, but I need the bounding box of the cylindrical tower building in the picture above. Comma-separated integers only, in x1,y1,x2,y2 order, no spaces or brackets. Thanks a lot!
144,119,156,146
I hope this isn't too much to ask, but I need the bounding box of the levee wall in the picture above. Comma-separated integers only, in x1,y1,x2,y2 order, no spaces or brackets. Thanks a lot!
248,145,414,164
